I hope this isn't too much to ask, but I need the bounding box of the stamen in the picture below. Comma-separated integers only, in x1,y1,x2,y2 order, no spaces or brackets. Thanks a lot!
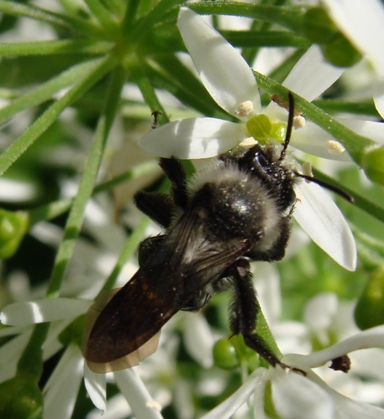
239,137,258,148
301,162,313,181
326,140,345,154
235,100,253,117
293,115,306,129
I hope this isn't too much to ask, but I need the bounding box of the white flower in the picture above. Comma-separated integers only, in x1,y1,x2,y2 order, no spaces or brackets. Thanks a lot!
0,298,165,419
139,8,356,271
199,326,384,419
323,0,384,118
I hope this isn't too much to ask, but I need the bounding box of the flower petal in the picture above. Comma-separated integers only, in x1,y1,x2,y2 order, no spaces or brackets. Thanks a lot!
200,368,268,419
272,371,335,419
139,118,245,159
84,364,107,412
323,0,384,74
294,181,356,271
340,117,384,145
0,330,32,384
183,313,213,368
293,325,384,368
114,369,164,419
282,45,344,102
177,8,261,115
0,298,91,325
43,345,84,419
289,121,352,161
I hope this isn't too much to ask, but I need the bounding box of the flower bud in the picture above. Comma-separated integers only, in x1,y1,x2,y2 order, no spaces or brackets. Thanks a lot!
0,209,28,258
0,376,43,419
355,267,384,330
362,146,384,185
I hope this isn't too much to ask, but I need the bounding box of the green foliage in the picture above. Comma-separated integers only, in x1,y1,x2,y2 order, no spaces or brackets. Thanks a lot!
0,0,383,417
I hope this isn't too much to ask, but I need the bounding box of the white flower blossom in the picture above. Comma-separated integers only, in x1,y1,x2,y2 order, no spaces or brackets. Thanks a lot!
139,8,357,271
323,0,384,118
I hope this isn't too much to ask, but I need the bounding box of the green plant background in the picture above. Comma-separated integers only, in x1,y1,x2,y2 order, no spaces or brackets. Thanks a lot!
0,0,384,418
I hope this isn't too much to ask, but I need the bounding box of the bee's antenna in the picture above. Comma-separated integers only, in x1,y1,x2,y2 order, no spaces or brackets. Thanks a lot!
295,172,354,203
279,92,294,161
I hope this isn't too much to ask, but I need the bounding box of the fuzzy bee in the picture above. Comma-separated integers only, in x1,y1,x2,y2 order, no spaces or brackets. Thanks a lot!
83,94,348,373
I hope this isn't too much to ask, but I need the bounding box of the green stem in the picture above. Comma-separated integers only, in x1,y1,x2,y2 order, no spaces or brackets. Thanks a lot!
45,65,125,299
135,73,170,123
255,71,375,165
221,30,310,48
0,59,109,126
100,216,150,293
0,54,116,177
0,40,114,56
188,2,310,32
83,0,119,36
0,0,104,37
17,323,48,380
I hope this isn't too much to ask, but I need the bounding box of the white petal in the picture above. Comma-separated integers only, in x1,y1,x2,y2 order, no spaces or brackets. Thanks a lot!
114,369,164,419
294,325,384,368
282,45,344,101
0,298,91,325
84,364,107,412
289,121,352,161
294,182,356,271
200,368,267,419
323,0,384,74
272,371,335,419
253,262,281,324
177,8,261,115
339,116,384,145
183,313,213,368
139,118,245,159
0,330,32,384
43,345,84,419
333,393,384,419
373,77,384,118
304,293,338,332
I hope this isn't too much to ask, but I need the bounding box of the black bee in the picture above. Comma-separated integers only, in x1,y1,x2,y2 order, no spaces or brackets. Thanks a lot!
83,94,349,373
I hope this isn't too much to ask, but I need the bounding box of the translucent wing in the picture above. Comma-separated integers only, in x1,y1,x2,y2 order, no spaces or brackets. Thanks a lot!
83,207,251,372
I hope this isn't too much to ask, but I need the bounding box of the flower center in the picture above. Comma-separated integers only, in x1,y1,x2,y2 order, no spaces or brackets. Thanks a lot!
245,114,287,145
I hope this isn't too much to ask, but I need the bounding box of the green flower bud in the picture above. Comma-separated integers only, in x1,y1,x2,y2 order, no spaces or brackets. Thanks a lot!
355,267,384,330
213,338,239,370
0,376,43,419
362,146,384,185
302,7,338,44
0,209,28,258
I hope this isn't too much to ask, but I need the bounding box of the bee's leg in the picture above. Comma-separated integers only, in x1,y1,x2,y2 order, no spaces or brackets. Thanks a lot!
247,217,292,262
228,258,282,368
134,191,175,228
137,235,166,267
159,157,188,209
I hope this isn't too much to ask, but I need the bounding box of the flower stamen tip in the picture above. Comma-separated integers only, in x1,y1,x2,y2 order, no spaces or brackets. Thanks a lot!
326,140,345,154
302,162,313,181
146,400,162,411
235,101,253,117
293,115,306,129
239,137,258,148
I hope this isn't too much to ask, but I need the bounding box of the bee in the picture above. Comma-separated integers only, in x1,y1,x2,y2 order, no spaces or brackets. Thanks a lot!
83,93,351,373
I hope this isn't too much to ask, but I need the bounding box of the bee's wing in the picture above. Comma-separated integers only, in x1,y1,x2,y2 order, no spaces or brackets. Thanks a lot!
83,208,251,372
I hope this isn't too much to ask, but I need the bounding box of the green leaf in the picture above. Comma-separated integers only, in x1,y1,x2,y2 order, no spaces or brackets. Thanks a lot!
0,54,116,177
